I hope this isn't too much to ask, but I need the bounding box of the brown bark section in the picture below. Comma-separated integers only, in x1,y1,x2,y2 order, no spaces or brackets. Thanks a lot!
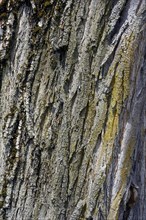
0,0,146,219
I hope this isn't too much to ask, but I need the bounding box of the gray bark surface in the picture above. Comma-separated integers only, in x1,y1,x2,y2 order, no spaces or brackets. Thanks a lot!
0,0,146,219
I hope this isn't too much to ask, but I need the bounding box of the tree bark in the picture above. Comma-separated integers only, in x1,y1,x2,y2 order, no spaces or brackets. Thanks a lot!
0,0,146,219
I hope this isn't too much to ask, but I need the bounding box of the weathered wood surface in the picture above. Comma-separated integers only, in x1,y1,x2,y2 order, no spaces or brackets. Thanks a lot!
0,0,146,219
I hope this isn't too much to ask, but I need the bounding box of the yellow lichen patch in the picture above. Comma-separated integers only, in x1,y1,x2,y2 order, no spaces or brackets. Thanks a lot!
108,185,125,220
43,1,51,8
102,32,136,155
88,98,107,153
88,31,137,216
120,32,136,100
105,82,122,137
0,12,7,19
96,65,123,168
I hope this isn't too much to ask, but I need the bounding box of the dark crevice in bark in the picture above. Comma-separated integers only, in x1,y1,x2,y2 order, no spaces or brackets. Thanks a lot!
57,46,68,69
4,115,19,155
98,207,105,220
0,0,8,13
79,103,89,147
0,0,145,219
76,0,91,47
63,60,78,95
31,147,42,216
13,172,25,217
70,90,77,109
101,24,127,79
75,156,90,204
9,159,22,208
90,189,102,217
63,78,70,94
107,0,131,44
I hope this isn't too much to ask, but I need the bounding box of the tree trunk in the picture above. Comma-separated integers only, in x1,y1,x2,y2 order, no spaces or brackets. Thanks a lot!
0,0,146,219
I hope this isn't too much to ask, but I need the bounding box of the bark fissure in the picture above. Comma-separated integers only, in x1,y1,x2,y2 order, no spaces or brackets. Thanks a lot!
0,0,146,219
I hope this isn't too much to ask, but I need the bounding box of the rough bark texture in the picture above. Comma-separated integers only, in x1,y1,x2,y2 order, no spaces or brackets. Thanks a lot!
0,0,146,219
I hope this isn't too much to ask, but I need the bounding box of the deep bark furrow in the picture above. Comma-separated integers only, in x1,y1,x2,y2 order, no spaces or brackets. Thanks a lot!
0,0,146,219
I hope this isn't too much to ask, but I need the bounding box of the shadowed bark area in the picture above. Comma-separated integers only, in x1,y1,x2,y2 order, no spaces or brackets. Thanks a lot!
0,0,146,219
